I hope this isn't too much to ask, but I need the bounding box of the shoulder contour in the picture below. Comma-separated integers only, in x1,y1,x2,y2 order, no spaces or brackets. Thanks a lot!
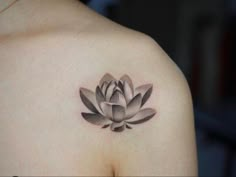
119,30,192,102
108,32,197,177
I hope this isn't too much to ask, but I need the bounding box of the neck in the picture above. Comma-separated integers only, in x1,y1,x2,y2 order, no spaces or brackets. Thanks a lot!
0,0,91,36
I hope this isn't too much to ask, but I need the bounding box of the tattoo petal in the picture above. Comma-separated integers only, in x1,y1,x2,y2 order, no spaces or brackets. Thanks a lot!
80,88,99,113
100,102,113,119
112,104,125,122
123,81,133,103
126,124,132,129
96,86,105,109
102,124,110,129
120,74,134,92
117,80,124,92
125,93,142,119
110,122,125,132
101,81,109,95
135,84,153,107
81,112,110,126
110,90,126,107
105,81,116,101
126,108,156,124
99,73,116,87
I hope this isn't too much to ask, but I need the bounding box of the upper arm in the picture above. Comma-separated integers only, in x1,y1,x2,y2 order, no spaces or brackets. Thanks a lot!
105,34,198,176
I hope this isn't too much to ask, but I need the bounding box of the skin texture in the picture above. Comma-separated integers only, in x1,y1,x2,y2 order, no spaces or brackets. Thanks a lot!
0,0,198,176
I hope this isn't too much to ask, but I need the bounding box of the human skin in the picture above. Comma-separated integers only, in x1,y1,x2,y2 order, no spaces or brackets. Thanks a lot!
0,0,198,176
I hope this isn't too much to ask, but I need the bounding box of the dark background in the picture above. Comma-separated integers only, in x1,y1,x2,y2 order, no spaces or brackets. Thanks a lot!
83,0,236,176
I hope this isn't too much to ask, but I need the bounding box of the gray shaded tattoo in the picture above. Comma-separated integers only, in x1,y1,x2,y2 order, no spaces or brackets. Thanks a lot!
79,73,156,132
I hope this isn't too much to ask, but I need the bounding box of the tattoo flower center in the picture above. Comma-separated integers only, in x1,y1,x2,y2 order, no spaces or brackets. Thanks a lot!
79,73,156,132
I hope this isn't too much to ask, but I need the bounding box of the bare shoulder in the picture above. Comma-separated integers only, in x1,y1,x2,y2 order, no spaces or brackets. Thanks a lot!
69,25,198,175
0,20,197,176
94,29,198,176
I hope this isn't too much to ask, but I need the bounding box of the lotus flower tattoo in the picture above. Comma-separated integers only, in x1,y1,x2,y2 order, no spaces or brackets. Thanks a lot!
79,73,156,132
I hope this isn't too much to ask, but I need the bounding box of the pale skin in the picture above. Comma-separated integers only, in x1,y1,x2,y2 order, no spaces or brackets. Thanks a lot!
0,0,198,176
